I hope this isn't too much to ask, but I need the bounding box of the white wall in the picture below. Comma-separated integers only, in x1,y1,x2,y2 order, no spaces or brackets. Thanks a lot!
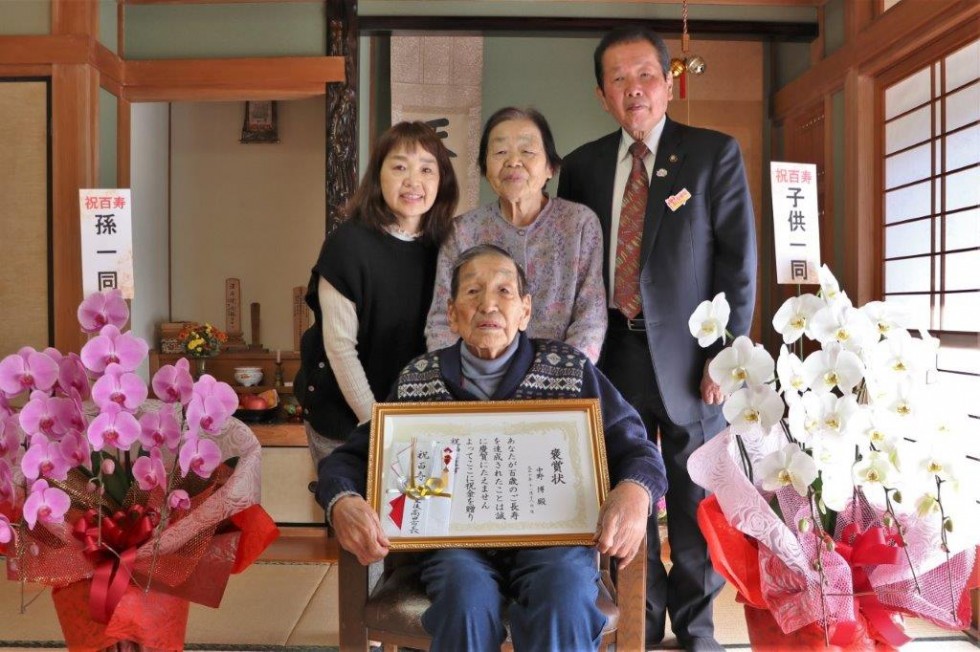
130,102,172,380
169,98,326,352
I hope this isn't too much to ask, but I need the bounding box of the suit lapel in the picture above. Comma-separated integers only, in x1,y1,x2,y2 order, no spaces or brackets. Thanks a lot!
640,117,685,269
592,132,620,289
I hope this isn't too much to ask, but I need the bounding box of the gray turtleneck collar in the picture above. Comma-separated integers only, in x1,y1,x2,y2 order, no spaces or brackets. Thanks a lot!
459,335,521,400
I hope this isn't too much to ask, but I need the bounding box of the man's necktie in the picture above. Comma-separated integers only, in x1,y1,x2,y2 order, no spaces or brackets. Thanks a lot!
613,140,650,319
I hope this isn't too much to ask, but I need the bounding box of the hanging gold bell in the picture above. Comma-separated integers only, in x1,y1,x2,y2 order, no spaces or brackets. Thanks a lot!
686,55,707,75
669,57,686,78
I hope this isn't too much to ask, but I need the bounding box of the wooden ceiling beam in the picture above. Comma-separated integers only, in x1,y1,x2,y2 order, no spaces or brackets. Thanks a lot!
0,36,89,65
359,16,817,41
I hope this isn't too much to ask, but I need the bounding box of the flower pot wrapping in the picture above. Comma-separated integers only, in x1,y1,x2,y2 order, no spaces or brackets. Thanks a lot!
743,605,889,651
690,426,978,646
7,415,279,633
52,578,189,652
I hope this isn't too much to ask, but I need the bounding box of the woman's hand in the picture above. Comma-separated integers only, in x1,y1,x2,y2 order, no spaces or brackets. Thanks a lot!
331,495,391,565
594,481,650,567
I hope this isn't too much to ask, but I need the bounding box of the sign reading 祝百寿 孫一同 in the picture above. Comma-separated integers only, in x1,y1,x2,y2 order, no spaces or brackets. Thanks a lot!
79,189,134,299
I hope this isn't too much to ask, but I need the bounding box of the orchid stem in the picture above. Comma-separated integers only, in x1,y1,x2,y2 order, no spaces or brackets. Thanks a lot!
734,434,754,484
808,489,832,648
935,477,956,618
883,487,921,595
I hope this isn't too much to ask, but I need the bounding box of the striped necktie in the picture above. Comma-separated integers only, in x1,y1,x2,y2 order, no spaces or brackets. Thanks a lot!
613,140,650,319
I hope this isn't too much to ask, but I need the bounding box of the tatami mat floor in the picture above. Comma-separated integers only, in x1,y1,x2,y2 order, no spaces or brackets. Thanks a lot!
0,559,976,650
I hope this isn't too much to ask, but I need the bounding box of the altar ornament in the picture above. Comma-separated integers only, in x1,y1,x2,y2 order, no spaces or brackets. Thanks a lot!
0,288,278,650
686,265,978,647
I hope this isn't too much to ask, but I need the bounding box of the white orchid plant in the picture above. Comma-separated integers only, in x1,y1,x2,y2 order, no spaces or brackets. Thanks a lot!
688,264,978,575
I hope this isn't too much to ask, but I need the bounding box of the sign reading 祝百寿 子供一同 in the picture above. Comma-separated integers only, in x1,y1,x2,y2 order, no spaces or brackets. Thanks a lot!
79,189,134,299
771,162,821,285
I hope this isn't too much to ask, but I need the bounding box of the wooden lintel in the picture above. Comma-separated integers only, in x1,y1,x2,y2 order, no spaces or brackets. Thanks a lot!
0,35,89,66
0,64,53,77
123,84,329,102
124,56,345,88
93,42,125,87
773,0,980,118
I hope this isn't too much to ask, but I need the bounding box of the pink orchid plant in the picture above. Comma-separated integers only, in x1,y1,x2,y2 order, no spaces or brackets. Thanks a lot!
0,289,239,558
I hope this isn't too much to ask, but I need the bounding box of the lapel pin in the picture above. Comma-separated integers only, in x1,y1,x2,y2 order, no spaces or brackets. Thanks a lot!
655,168,668,177
668,154,679,163
665,188,692,212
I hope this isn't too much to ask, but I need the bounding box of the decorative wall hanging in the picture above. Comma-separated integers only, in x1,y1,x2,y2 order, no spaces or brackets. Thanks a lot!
240,100,279,144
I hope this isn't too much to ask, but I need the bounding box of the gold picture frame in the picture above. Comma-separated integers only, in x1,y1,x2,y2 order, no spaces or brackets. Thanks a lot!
366,399,609,551
240,100,279,144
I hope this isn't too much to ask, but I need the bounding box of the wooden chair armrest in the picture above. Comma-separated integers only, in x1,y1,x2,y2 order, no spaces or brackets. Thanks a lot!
613,535,647,651
338,547,370,652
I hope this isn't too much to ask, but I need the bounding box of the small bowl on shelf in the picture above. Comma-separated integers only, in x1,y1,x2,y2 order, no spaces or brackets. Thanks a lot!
234,406,279,423
234,366,264,387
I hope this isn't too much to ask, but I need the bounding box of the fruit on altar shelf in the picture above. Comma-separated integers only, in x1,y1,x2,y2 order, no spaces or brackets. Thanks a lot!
257,388,279,408
241,394,269,410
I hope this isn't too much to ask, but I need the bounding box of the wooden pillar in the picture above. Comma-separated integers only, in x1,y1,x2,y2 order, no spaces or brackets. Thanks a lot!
843,68,877,305
51,62,99,353
325,0,357,235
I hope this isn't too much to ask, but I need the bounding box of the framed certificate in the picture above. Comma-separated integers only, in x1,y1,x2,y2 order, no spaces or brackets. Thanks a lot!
366,399,609,550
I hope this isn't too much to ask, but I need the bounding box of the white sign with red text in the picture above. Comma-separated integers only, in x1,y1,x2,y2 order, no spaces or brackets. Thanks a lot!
771,162,821,285
79,189,134,299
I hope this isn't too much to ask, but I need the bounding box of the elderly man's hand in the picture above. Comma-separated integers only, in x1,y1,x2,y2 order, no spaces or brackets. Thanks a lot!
594,481,650,567
700,357,724,405
331,495,390,565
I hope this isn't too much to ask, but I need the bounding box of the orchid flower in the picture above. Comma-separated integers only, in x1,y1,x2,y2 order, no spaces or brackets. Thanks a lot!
809,301,878,355
80,324,149,374
775,346,807,395
869,329,933,384
860,300,909,339
168,489,191,512
186,376,238,436
757,444,818,496
178,435,222,479
800,392,862,441
56,353,91,400
817,264,844,304
771,294,825,344
58,430,92,471
708,336,774,396
688,292,730,348
722,383,784,433
21,435,71,481
0,415,22,462
18,391,70,440
91,363,148,412
77,289,129,333
801,342,864,395
139,409,182,452
0,349,59,396
0,513,13,545
86,402,141,451
133,448,168,491
0,459,17,506
151,358,194,405
852,450,896,491
22,479,71,529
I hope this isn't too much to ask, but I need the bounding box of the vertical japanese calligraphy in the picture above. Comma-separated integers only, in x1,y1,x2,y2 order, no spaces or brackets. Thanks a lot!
771,162,822,285
79,189,134,299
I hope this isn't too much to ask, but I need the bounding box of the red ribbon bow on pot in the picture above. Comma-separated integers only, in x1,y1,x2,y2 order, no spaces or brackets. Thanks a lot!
830,524,910,648
72,506,159,624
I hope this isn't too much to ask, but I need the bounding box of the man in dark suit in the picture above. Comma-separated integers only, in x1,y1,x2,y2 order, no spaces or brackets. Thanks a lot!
557,26,757,652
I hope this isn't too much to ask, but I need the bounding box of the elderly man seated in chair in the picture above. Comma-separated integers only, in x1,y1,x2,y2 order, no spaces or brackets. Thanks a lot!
316,244,667,652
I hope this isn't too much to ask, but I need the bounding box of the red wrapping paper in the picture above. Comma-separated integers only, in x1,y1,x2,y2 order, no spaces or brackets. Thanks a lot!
52,579,189,652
